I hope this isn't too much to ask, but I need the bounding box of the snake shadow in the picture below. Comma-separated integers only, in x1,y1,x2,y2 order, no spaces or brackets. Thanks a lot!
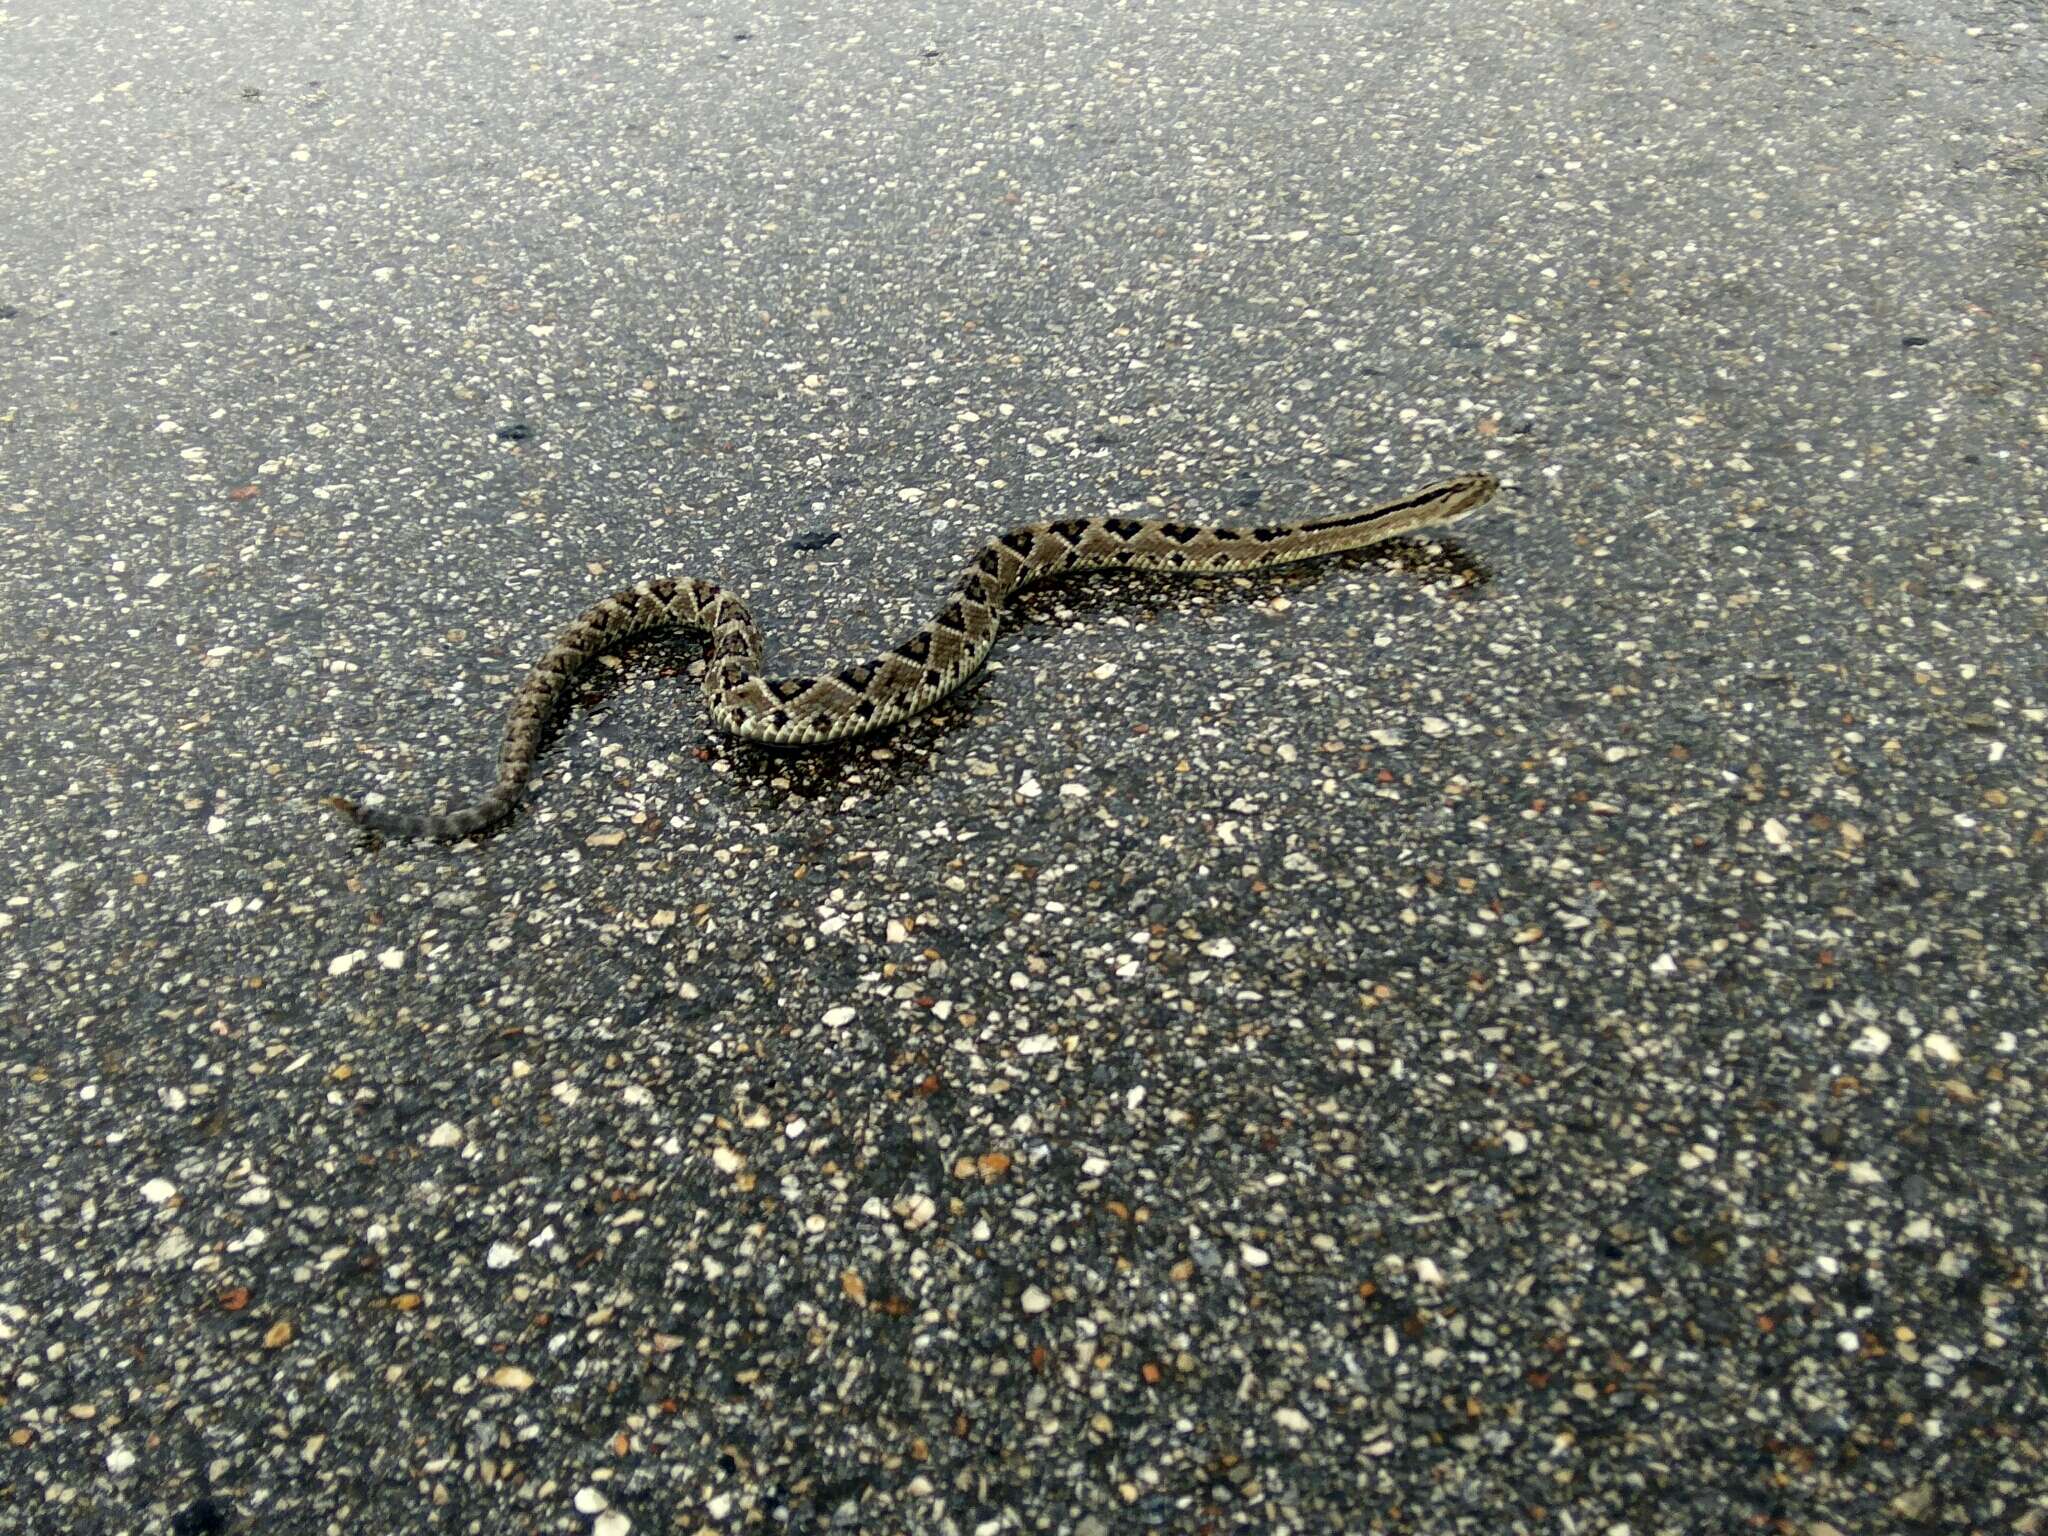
330,533,1495,841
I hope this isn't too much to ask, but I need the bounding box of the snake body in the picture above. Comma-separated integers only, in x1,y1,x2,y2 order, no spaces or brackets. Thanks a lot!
328,472,1500,838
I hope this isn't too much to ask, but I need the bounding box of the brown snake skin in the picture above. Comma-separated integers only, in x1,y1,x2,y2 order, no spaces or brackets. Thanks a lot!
326,472,1500,838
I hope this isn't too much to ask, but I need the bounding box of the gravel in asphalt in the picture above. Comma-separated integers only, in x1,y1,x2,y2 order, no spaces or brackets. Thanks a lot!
2,1,2043,1532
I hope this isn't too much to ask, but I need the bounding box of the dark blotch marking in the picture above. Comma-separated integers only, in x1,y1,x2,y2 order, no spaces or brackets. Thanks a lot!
895,632,933,663
789,527,840,550
494,422,531,442
172,1499,230,1536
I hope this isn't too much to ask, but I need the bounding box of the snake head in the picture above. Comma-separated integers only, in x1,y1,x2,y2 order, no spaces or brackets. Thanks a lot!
1431,472,1502,522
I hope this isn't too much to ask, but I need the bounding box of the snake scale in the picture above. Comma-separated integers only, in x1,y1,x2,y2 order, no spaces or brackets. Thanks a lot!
327,472,1501,838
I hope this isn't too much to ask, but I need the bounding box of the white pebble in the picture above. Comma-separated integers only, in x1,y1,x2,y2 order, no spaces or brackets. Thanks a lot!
1020,1285,1052,1314
106,1446,136,1474
1413,1257,1444,1286
1847,1161,1884,1185
486,1241,520,1270
593,1511,632,1536
1921,1033,1961,1065
1240,1243,1271,1268
376,948,406,970
1273,1406,1310,1432
1849,1025,1892,1056
1018,1034,1058,1055
140,1178,176,1206
1836,1330,1861,1354
327,950,364,977
822,1006,856,1027
426,1123,464,1148
573,1487,608,1515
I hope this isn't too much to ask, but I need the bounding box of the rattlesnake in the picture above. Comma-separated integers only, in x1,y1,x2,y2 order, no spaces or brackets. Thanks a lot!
327,472,1501,838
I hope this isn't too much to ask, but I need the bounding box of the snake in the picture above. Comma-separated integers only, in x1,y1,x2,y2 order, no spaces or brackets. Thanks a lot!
326,472,1501,838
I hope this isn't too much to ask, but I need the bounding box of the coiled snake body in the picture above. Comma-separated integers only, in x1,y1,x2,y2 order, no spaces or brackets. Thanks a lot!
328,472,1500,838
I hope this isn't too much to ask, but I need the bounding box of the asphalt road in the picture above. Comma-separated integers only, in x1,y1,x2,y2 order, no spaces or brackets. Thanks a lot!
2,1,2043,1532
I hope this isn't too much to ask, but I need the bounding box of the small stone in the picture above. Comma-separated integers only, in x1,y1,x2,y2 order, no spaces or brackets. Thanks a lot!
106,1446,136,1475
1020,1286,1052,1314
426,1122,464,1148
1921,1033,1961,1065
593,1512,632,1536
1849,1024,1891,1056
486,1241,520,1269
1240,1243,1271,1269
585,829,628,848
822,1006,856,1027
262,1320,293,1349
1889,1484,1936,1520
140,1178,176,1205
574,1487,608,1515
1273,1407,1310,1432
487,1365,535,1390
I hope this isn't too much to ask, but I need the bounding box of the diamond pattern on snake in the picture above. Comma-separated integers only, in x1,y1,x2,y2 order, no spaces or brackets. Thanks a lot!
327,472,1502,839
